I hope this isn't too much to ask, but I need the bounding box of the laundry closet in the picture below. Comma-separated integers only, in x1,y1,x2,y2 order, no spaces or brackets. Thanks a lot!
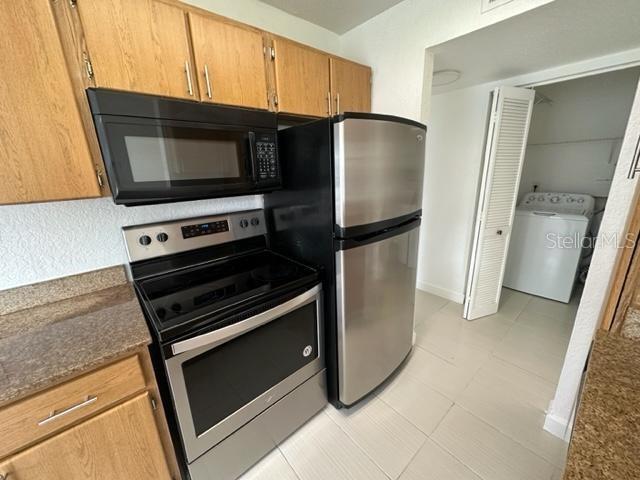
503,67,640,304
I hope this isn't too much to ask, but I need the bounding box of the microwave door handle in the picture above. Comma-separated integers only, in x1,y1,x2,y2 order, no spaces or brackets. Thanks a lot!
248,131,258,182
171,284,322,356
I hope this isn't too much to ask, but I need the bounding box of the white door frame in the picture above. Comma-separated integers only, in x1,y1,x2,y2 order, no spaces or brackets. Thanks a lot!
544,77,640,440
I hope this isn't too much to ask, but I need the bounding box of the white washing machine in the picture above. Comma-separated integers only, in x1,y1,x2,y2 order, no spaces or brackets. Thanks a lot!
503,192,595,303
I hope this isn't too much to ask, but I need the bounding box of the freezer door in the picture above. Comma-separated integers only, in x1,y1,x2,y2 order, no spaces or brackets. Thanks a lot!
335,221,420,405
333,116,426,231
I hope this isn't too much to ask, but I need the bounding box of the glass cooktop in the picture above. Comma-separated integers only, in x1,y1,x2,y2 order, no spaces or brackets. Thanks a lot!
136,250,317,342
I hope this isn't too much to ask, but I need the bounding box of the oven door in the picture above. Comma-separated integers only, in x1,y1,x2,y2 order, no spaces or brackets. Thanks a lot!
164,284,324,463
93,115,277,205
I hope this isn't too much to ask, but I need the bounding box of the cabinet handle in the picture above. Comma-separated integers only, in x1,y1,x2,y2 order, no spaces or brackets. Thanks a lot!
184,61,193,96
204,64,212,99
336,92,340,114
327,92,332,116
37,395,98,426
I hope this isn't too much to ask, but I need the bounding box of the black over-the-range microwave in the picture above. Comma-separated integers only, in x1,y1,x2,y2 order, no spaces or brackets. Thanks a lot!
87,89,281,206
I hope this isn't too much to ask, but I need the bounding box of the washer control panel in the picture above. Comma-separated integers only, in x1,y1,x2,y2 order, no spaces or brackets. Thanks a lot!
520,192,595,216
123,210,266,262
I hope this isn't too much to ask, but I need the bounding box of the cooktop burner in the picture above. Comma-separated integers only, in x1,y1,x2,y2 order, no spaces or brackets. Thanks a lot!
135,249,317,341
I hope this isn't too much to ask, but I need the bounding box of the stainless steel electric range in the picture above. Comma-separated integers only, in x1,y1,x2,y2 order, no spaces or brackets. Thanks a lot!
122,210,327,480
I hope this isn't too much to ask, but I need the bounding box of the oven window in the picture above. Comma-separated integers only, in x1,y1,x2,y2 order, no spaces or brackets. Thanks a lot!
125,136,241,182
182,302,318,437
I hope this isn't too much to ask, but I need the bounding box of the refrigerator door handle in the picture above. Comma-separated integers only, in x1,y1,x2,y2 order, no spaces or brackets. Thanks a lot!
335,217,421,251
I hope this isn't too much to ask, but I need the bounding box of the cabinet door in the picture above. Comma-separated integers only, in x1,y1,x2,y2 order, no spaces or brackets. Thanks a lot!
273,38,330,117
77,0,195,100
330,57,372,114
0,2,100,204
189,13,268,109
0,394,171,480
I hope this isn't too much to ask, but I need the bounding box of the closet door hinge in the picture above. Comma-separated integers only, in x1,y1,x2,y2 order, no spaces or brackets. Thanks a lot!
69,0,77,7
270,47,276,60
150,396,158,411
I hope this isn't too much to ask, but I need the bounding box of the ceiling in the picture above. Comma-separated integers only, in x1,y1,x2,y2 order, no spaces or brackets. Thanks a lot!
258,0,406,34
431,0,640,92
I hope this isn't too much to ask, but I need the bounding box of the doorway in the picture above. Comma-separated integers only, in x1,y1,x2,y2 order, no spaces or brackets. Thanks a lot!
465,67,640,325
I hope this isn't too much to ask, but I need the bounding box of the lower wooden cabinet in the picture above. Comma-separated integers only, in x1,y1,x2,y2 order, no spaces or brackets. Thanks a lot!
0,393,171,480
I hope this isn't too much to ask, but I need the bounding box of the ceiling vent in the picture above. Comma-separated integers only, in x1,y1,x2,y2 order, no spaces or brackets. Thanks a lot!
481,0,515,13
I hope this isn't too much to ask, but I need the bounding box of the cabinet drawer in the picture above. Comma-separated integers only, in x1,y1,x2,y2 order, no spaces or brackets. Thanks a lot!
0,354,146,458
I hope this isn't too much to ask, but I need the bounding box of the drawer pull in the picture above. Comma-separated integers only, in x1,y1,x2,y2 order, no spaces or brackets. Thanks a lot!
38,395,98,426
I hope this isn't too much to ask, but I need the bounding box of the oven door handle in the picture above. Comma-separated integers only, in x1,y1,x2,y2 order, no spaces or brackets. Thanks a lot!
171,284,322,356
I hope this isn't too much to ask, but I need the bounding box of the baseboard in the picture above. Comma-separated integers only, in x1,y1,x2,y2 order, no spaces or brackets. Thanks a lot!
543,410,572,442
416,281,465,303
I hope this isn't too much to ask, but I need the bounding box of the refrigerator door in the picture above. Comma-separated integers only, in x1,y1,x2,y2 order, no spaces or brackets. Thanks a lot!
333,114,426,234
335,218,420,405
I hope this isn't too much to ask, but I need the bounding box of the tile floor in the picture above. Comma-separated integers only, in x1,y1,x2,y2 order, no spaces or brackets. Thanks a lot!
240,288,579,480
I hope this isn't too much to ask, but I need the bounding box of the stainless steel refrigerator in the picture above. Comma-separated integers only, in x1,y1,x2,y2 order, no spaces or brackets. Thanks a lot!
265,113,426,407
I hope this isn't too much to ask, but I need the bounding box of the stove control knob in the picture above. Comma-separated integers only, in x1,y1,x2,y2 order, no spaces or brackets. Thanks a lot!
577,198,584,203
550,196,560,203
251,217,260,226
139,235,152,246
240,219,249,228
156,232,169,242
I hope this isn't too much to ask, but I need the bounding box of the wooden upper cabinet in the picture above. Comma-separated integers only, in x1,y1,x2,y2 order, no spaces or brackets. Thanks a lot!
0,394,171,480
0,2,100,204
76,0,196,100
272,37,331,117
330,57,372,114
189,13,269,109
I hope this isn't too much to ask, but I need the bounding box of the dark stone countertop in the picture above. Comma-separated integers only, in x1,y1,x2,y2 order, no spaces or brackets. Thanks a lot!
564,330,640,480
0,266,151,407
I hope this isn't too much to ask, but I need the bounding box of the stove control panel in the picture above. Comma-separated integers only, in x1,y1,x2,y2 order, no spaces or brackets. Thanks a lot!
181,220,229,239
123,210,267,263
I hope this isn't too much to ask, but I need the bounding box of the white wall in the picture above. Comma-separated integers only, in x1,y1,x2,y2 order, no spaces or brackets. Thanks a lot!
518,68,640,199
418,84,493,300
0,2,340,292
340,0,554,120
184,0,340,53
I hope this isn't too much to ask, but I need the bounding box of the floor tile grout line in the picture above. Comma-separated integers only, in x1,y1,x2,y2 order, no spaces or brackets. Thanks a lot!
322,409,395,480
484,351,561,389
411,343,491,397
395,435,429,480
428,426,494,480
452,402,565,470
430,407,557,480
375,391,452,438
276,445,303,480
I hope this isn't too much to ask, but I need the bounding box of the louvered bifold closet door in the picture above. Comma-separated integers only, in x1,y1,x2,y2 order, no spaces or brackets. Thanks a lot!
464,86,535,320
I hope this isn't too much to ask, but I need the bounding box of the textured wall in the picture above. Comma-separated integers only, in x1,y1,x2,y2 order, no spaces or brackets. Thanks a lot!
0,196,262,291
545,79,640,438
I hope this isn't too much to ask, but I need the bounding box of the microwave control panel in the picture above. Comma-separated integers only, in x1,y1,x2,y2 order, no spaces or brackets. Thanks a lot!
255,133,278,181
